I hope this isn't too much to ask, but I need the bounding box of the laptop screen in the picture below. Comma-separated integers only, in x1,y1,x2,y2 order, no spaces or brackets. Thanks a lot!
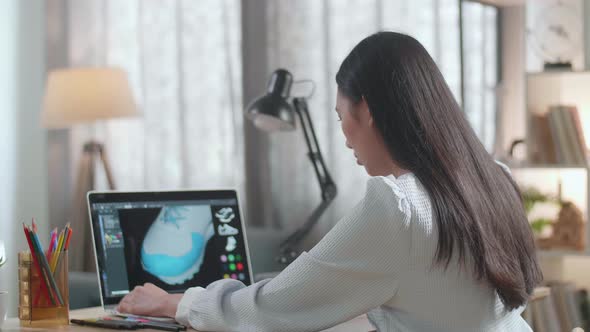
88,190,253,306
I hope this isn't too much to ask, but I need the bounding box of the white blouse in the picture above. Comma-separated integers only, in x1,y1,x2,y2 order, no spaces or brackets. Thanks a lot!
175,173,532,332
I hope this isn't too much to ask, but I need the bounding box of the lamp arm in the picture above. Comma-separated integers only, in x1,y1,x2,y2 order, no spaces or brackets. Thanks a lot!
292,98,337,201
275,98,337,265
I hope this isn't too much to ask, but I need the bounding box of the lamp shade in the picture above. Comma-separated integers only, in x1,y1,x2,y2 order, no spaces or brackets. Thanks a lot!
41,68,139,128
246,69,296,131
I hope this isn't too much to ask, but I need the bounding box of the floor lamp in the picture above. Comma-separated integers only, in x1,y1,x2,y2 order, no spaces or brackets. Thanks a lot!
41,68,139,271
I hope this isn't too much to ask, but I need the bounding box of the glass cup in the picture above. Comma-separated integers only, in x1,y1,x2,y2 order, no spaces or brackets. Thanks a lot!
18,251,69,326
0,291,7,328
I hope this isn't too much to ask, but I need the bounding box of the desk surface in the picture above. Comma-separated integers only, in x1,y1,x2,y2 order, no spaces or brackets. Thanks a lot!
3,307,373,332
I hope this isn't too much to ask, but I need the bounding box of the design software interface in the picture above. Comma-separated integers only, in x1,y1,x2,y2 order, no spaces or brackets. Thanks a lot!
90,197,251,302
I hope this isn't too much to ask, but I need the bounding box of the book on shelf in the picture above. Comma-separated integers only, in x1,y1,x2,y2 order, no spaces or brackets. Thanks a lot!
568,107,588,165
550,107,573,164
548,281,583,331
522,286,559,332
530,113,558,164
579,289,590,331
524,283,590,332
529,291,560,332
529,106,588,166
557,106,586,165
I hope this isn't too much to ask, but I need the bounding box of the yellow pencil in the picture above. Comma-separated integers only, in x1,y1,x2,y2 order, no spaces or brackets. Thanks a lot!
51,230,65,272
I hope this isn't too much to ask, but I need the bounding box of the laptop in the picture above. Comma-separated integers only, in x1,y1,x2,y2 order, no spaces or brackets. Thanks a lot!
87,189,254,311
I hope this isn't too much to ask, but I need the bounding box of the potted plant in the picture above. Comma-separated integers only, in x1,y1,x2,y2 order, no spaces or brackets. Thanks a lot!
0,239,7,328
522,188,555,235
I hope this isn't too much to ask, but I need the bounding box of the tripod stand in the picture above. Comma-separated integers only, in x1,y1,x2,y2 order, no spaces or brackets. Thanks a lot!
70,141,116,271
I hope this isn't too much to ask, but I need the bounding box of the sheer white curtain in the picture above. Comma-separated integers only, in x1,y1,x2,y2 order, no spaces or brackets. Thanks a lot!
68,0,243,193
462,1,499,152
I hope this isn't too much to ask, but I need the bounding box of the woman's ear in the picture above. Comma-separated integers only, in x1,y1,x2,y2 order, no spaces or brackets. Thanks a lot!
360,96,373,126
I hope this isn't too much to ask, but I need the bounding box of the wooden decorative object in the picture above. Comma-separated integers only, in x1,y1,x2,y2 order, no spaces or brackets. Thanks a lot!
537,201,585,251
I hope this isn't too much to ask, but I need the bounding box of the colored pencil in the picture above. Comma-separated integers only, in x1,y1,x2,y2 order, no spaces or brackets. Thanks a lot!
29,226,64,305
64,227,73,251
53,225,72,280
29,225,59,305
23,224,53,305
47,228,57,260
50,230,65,272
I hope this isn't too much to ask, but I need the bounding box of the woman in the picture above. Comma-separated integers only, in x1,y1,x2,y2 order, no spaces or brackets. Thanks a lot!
117,32,542,331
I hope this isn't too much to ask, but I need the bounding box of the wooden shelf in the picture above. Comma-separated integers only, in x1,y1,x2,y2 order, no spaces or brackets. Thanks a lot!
530,286,550,301
537,249,590,258
508,163,587,170
526,70,590,77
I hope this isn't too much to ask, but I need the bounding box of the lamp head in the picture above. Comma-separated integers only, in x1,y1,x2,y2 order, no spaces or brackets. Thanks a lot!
246,69,296,131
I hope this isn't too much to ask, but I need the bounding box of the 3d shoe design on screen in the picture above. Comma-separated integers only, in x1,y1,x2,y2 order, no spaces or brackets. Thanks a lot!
215,207,235,223
225,236,237,252
218,224,239,236
141,205,215,285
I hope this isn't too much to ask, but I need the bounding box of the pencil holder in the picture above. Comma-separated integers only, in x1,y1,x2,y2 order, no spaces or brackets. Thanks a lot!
18,251,69,326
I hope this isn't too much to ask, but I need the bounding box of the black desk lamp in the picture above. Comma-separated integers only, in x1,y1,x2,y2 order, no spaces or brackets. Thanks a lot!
246,69,337,265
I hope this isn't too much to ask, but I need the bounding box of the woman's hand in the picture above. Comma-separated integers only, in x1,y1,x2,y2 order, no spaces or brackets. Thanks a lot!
117,283,183,318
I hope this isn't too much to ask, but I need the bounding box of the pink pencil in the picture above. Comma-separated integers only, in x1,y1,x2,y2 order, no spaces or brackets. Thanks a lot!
47,228,57,259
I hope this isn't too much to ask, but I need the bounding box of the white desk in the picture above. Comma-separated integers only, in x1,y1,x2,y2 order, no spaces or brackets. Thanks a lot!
3,307,374,332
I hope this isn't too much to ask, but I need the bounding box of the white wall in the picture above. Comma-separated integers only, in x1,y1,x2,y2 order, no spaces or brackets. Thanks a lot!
586,1,590,70
0,0,19,306
0,0,48,317
0,0,20,317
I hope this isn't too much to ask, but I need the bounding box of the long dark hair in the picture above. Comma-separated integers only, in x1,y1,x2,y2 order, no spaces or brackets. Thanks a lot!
336,32,542,310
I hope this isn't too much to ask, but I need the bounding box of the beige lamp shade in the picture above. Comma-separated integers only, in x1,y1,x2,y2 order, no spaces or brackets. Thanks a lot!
41,67,139,128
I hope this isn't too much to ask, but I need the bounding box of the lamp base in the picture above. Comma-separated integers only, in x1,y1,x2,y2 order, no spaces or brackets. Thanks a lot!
275,191,336,266
276,249,299,266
